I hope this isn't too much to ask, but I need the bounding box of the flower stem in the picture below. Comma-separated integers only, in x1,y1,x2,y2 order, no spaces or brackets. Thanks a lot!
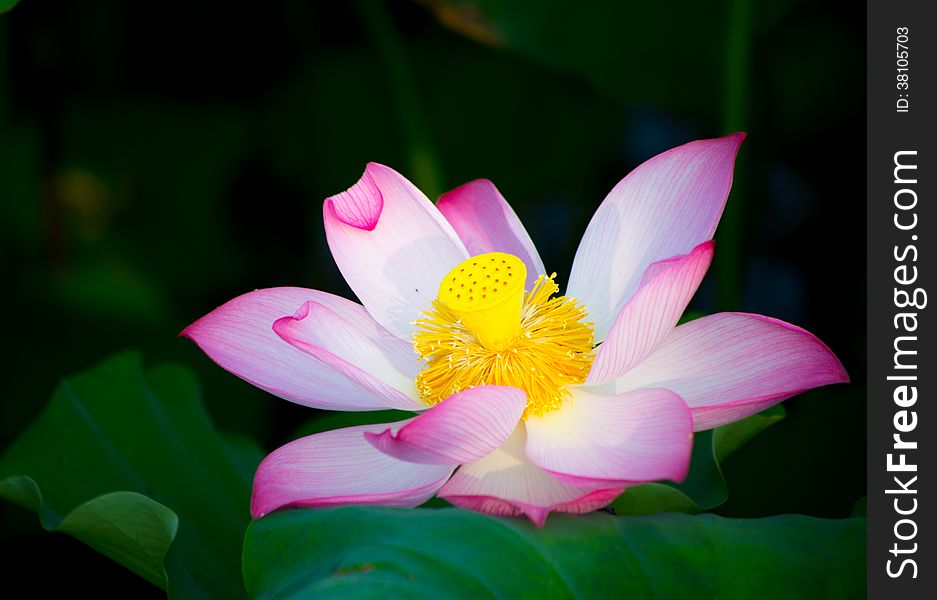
716,0,750,311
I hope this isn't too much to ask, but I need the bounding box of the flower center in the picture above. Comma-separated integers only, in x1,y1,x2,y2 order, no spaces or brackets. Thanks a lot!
413,252,594,418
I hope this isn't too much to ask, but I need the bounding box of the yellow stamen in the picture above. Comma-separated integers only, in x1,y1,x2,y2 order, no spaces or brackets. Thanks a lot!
414,252,594,419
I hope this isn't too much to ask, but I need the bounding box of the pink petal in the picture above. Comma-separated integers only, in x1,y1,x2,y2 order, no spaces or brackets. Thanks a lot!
525,387,692,487
611,313,849,431
567,133,745,340
273,301,424,411
365,386,526,464
437,426,625,527
436,179,545,290
587,242,714,384
325,167,383,230
324,163,469,340
182,287,416,411
251,421,455,518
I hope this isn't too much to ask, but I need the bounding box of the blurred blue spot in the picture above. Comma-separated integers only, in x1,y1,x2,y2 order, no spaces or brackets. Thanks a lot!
742,256,806,323
764,163,815,239
623,107,700,164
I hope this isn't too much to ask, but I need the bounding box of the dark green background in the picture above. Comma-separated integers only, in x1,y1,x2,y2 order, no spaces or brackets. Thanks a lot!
0,0,864,595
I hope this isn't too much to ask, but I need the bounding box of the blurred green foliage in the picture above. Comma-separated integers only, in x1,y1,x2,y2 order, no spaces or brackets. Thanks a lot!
1,0,864,595
0,353,258,598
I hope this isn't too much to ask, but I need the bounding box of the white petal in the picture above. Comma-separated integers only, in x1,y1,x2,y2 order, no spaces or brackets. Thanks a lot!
611,313,849,430
438,425,624,526
324,163,469,340
568,134,744,339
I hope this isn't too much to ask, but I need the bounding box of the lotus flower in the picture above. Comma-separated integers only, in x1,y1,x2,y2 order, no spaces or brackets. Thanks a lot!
183,134,847,526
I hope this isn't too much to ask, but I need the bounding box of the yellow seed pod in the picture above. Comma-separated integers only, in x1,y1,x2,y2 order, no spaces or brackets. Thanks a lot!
437,252,527,351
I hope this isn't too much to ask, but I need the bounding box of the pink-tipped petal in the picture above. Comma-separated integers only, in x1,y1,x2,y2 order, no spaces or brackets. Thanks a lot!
324,163,469,340
587,242,714,384
327,169,383,230
365,386,526,464
525,387,693,487
436,180,546,289
445,488,623,529
251,421,455,518
567,134,745,340
273,301,423,411
438,426,625,527
612,313,849,431
183,287,413,411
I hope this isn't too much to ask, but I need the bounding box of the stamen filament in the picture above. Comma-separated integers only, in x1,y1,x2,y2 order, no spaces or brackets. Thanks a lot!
414,261,594,419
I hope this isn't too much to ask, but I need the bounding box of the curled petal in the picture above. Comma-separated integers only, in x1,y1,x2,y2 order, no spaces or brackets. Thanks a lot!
182,287,413,411
438,426,624,527
587,241,714,384
525,387,693,487
437,179,545,290
324,163,468,340
273,301,424,411
568,133,745,340
251,422,455,518
612,313,849,430
365,386,526,464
